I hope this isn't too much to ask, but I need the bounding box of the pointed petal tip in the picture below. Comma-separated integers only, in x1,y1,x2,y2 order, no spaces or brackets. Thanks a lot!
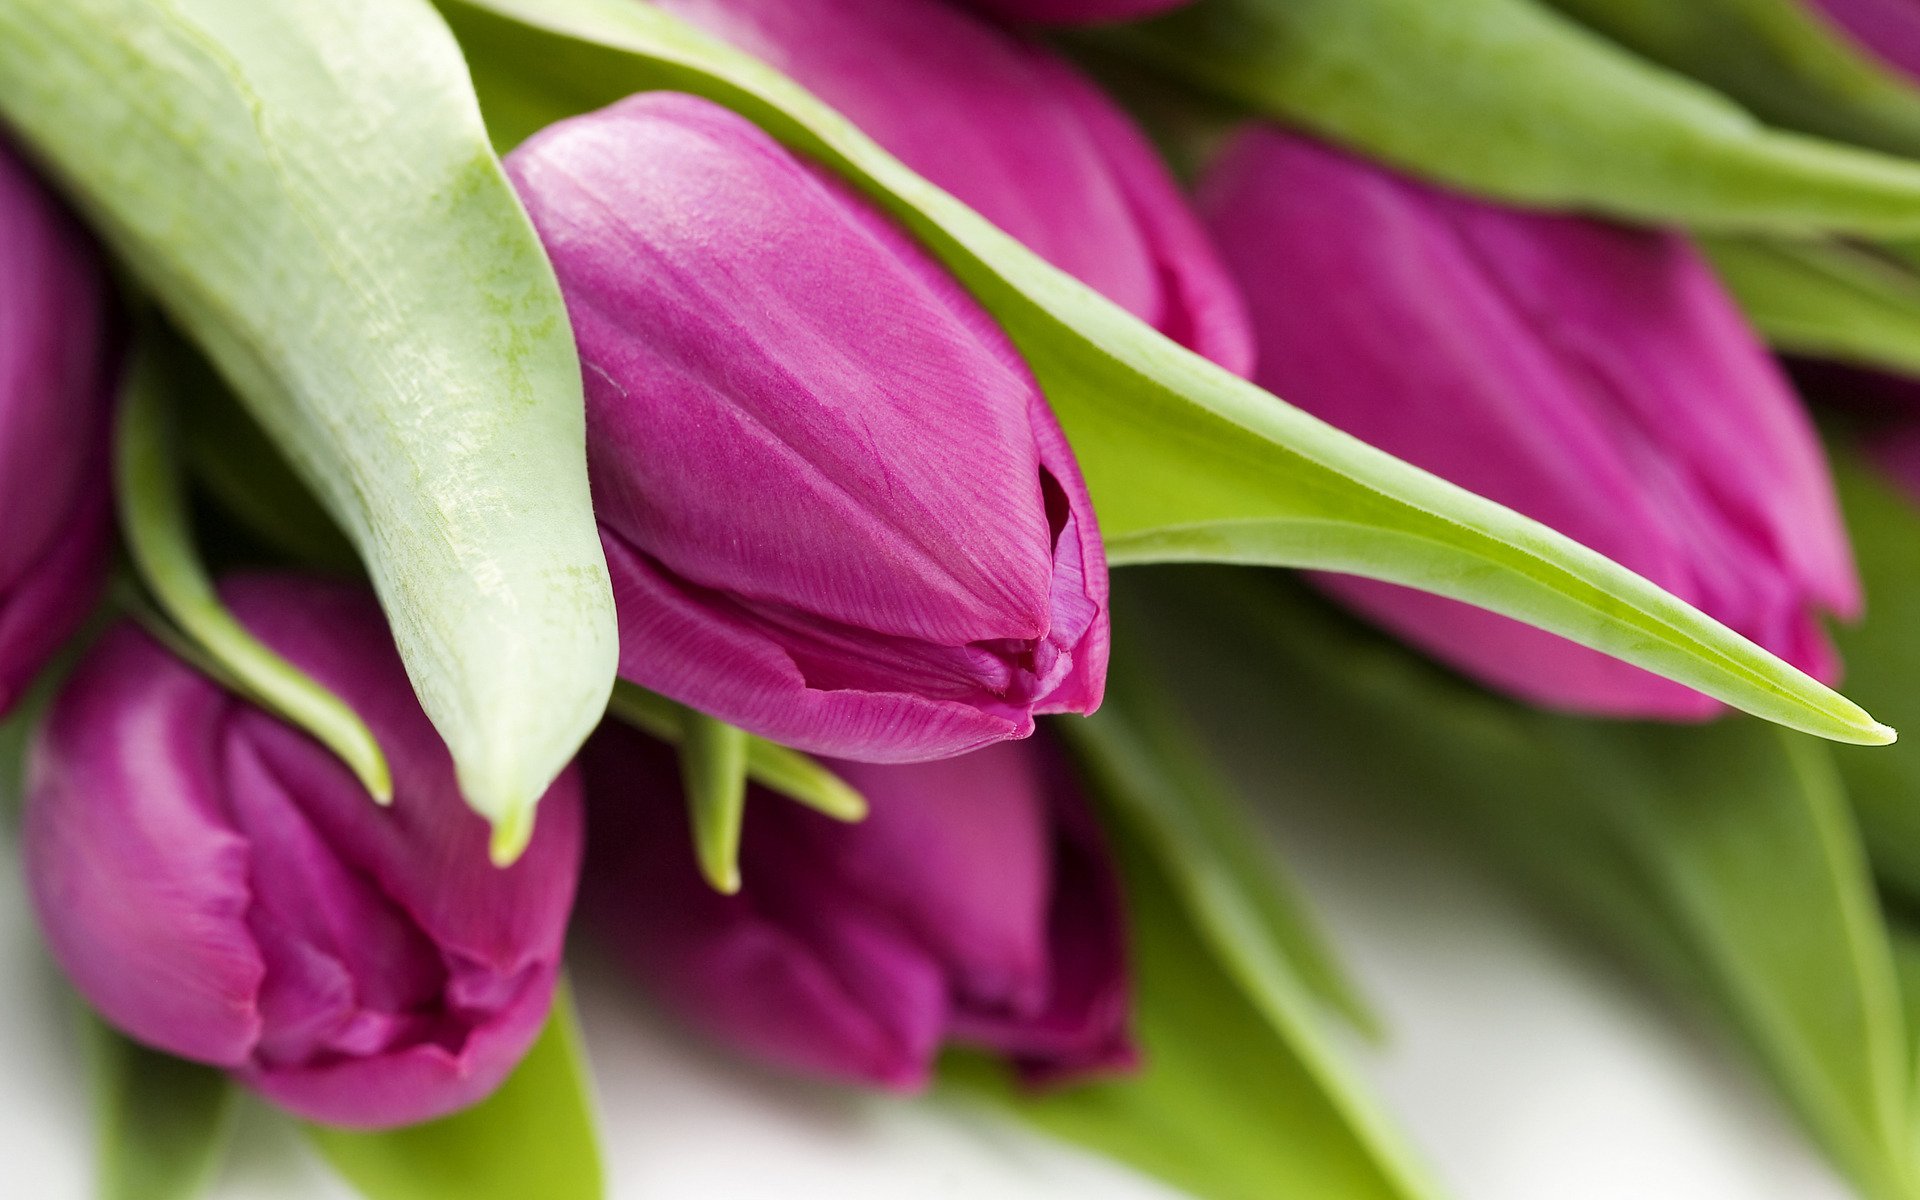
700,859,743,895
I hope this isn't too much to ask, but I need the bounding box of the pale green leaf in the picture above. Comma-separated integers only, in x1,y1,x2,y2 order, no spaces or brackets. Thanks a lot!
1702,234,1920,375
1095,0,1920,234
1120,569,1917,1200
438,0,1890,750
116,325,392,803
0,0,618,856
945,823,1440,1200
605,683,868,822
306,991,602,1200
678,708,748,894
1541,0,1920,158
86,1017,234,1200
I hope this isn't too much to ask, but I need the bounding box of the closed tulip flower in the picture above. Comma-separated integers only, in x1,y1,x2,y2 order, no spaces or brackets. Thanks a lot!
507,94,1109,762
651,0,1251,371
24,575,584,1129
580,727,1133,1090
1199,128,1858,717
0,139,115,710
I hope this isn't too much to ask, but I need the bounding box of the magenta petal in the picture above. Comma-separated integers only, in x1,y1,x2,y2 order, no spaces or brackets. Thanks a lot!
24,627,264,1066
0,140,114,708
819,748,1057,1017
1809,0,1920,82
1199,128,1855,715
510,93,1108,761
581,728,946,1089
651,0,1248,366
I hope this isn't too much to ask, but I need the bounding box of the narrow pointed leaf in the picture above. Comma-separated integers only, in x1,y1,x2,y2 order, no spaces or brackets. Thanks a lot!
606,683,867,822
305,991,602,1200
86,1017,234,1200
440,0,1889,750
1122,569,1916,1200
116,327,392,803
1093,0,1920,234
1703,234,1920,374
0,0,618,846
945,824,1442,1200
1541,0,1920,158
678,709,748,895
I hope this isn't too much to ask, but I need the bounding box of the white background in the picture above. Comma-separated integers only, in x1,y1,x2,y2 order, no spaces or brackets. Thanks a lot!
0,773,1856,1200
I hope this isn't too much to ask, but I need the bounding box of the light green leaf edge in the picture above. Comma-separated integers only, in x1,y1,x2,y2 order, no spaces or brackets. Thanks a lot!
439,0,1891,750
0,0,618,858
116,324,393,803
1540,0,1920,159
1142,570,1918,1200
945,825,1439,1200
1703,234,1920,375
677,708,748,894
305,987,603,1200
606,682,868,822
1095,0,1920,234
85,1015,235,1200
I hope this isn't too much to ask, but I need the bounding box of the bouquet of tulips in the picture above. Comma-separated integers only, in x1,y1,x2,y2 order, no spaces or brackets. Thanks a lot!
13,0,1920,1195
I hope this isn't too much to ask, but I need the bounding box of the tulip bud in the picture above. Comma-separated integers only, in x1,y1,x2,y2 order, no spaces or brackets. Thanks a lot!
507,94,1109,762
581,725,1133,1090
650,0,1251,372
1198,128,1858,717
1808,0,1920,82
23,575,584,1129
0,138,115,710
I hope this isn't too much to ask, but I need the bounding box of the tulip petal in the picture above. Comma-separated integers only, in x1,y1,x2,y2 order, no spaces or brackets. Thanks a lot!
24,627,264,1067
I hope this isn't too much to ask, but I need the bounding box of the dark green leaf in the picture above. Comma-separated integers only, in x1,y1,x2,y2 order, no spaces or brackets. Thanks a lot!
86,1018,234,1200
945,822,1440,1200
1096,0,1920,234
1116,569,1918,1200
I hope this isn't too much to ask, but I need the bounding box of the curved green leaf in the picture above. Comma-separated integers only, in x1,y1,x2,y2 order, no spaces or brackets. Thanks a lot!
1125,569,1917,1200
1542,0,1920,158
1094,0,1920,234
1703,234,1920,374
439,0,1890,749
0,0,618,858
306,991,602,1200
117,325,393,803
945,825,1440,1200
87,1018,234,1200
678,709,748,895
606,683,868,822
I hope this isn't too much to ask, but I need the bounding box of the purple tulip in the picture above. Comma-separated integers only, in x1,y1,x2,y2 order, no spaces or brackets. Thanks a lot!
650,0,1251,372
1808,0,1920,82
0,139,115,711
580,725,1133,1091
956,0,1196,25
1198,128,1859,718
23,575,584,1129
507,94,1109,763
